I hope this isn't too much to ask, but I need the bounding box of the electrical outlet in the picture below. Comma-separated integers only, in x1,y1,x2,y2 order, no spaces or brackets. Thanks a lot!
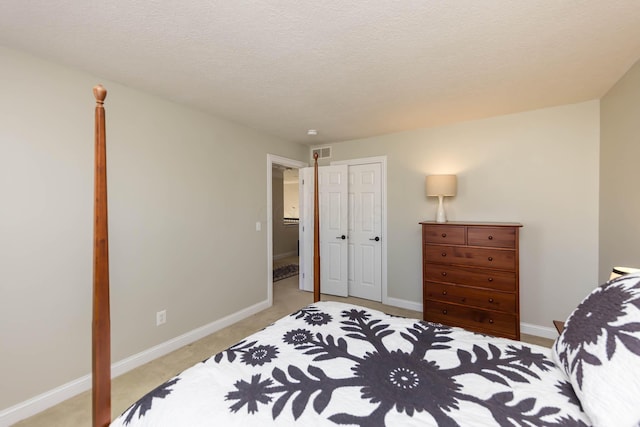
156,310,166,326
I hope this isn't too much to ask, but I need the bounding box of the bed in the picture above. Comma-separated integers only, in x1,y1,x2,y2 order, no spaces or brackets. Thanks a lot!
91,87,640,427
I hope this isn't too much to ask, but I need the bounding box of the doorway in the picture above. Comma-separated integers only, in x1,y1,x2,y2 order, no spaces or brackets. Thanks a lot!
272,164,300,280
266,154,307,306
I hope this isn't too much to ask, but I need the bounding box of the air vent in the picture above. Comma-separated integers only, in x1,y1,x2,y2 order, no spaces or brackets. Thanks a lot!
312,146,332,159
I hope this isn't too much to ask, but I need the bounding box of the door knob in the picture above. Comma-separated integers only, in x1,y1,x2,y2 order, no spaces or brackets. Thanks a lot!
369,236,380,241
336,235,346,240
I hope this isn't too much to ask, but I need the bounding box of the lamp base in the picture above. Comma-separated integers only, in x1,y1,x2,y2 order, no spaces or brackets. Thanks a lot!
436,195,447,223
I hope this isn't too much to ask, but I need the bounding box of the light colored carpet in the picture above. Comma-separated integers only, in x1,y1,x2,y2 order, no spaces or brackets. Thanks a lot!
13,274,553,426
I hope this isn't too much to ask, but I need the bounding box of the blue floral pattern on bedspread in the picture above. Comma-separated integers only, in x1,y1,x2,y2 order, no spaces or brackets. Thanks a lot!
111,302,591,426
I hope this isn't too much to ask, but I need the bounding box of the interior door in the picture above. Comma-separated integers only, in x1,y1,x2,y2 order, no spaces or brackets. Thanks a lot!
298,165,348,296
347,163,382,301
319,165,349,296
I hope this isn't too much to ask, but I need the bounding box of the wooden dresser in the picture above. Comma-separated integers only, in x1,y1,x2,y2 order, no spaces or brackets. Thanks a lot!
420,221,523,340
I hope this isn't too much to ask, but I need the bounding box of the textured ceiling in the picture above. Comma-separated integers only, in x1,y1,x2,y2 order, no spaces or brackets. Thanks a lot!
1,1,640,144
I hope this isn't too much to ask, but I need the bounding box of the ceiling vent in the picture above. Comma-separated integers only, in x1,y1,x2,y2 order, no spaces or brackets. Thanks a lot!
312,146,332,159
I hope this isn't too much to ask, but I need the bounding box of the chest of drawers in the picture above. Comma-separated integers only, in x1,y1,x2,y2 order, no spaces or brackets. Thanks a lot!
420,221,522,339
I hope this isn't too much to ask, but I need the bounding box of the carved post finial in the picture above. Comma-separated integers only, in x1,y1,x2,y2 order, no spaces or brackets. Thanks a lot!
93,85,107,104
313,152,318,161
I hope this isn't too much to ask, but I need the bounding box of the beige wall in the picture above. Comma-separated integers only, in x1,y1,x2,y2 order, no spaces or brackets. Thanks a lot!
0,46,307,412
315,100,601,330
284,181,300,219
600,59,640,281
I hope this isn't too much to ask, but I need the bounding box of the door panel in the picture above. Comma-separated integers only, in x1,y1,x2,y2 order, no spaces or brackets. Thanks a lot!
348,163,382,301
299,167,313,292
319,165,348,296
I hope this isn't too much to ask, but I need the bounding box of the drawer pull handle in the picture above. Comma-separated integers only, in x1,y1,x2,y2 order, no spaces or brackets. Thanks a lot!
488,277,494,282
441,252,447,257
441,272,447,277
442,309,448,315
442,291,447,295
488,298,494,303
488,256,493,261
488,235,493,240
489,319,494,324
441,233,447,238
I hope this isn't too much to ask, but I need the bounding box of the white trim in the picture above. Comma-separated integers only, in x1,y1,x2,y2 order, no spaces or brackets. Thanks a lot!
0,374,88,426
331,156,387,166
0,299,270,425
331,156,387,304
369,296,560,341
384,296,423,313
520,322,559,340
266,154,307,307
298,167,314,292
274,250,298,261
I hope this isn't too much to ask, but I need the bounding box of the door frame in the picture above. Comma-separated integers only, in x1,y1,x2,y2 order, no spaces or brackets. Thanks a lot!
266,154,308,306
331,156,388,304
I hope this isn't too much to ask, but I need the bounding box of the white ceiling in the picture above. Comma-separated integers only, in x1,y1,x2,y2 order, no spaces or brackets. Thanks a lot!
2,1,640,144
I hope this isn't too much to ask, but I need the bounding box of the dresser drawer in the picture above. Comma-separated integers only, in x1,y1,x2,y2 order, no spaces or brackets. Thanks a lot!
424,282,516,312
424,300,517,338
424,245,516,270
422,225,465,245
468,226,516,249
423,264,516,291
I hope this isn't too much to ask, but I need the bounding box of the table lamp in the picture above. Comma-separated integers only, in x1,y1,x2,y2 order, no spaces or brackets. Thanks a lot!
425,174,457,223
609,266,640,280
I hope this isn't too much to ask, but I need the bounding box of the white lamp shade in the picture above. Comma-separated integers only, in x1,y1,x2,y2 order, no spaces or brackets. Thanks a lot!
609,266,640,280
426,175,457,197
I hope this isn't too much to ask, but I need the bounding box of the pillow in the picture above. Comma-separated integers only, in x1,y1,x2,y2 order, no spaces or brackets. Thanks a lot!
552,272,640,427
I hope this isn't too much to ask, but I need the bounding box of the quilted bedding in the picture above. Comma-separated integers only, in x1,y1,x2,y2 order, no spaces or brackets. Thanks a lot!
110,301,591,426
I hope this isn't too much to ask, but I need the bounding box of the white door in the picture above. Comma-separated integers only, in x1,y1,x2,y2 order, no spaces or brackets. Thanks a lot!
348,163,382,301
319,165,349,296
298,165,348,296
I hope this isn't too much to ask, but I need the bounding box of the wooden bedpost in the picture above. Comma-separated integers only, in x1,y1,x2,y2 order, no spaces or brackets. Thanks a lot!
313,153,320,302
92,85,111,427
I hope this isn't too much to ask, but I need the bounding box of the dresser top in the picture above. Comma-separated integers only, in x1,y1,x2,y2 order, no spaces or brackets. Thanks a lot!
419,221,522,227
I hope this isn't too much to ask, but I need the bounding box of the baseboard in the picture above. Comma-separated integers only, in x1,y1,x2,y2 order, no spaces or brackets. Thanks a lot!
382,297,559,341
273,251,297,261
0,374,89,427
111,298,271,376
383,296,423,313
0,299,271,426
520,322,558,340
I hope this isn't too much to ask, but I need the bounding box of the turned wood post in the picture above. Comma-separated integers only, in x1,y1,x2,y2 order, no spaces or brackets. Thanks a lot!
313,153,320,302
92,85,111,427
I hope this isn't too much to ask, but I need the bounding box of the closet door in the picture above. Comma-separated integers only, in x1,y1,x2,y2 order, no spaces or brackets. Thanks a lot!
300,162,382,302
348,163,382,301
318,165,349,297
298,165,348,296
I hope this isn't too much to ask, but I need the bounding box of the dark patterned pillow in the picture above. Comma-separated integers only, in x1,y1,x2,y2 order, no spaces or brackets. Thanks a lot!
552,272,640,427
